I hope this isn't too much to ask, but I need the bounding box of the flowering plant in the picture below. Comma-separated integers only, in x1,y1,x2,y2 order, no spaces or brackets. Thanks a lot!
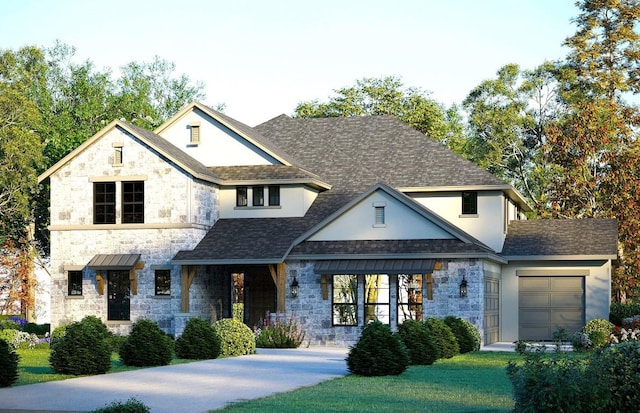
254,312,307,348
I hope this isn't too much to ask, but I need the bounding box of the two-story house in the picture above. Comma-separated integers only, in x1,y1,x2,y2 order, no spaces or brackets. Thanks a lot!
38,102,617,346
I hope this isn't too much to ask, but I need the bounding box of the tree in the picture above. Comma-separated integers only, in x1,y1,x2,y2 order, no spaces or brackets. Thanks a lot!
463,63,561,209
294,76,465,147
545,0,640,301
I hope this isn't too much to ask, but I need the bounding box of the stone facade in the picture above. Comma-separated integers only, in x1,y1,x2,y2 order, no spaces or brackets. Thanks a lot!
285,259,487,347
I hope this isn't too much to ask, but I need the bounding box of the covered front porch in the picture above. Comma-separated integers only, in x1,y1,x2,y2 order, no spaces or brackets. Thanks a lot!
175,263,295,335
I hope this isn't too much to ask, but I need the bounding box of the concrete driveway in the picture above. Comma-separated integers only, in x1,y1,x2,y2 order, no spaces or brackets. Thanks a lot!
0,347,349,413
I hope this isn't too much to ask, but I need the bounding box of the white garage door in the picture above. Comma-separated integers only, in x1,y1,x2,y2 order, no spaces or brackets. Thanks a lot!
519,276,584,341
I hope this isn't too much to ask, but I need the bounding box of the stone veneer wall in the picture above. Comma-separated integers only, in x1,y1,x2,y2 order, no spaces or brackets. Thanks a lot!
286,259,486,347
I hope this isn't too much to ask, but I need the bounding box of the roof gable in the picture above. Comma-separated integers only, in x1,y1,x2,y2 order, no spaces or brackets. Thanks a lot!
292,183,490,248
38,120,217,184
154,102,298,167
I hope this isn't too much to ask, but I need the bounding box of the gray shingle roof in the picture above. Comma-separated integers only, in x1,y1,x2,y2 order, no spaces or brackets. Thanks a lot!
208,165,326,183
501,219,618,257
289,239,495,257
254,115,507,193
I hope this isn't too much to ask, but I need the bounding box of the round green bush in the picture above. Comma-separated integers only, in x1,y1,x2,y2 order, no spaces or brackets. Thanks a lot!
49,316,111,375
0,338,19,387
89,397,150,413
582,318,614,348
119,319,173,367
213,318,255,357
347,321,409,376
175,317,221,359
592,341,640,411
398,319,438,365
425,317,459,359
444,316,481,353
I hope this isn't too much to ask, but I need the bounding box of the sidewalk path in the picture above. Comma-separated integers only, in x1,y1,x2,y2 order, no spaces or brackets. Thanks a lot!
0,347,349,413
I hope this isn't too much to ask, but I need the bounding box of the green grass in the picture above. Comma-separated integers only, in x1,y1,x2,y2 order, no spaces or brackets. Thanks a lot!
214,352,516,413
15,347,192,386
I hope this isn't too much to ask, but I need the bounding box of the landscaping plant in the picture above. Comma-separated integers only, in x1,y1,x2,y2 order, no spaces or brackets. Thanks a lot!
0,338,19,387
425,317,459,359
347,320,409,376
213,318,256,356
582,318,614,348
397,319,438,365
592,340,640,411
254,313,306,348
119,319,173,367
444,316,481,353
49,316,112,375
609,302,640,325
89,397,150,413
175,317,221,359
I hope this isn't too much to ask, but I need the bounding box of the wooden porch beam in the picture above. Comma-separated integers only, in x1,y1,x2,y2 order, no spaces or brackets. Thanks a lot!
269,263,287,313
180,265,197,312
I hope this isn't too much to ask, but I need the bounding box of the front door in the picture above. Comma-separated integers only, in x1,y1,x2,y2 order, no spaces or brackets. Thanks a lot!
108,270,131,321
245,268,276,328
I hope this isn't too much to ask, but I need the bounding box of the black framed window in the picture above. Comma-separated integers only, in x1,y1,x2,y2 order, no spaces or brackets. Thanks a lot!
68,270,83,296
397,274,423,323
268,185,280,206
332,274,357,326
236,186,248,207
364,274,389,324
252,186,264,206
122,181,144,223
462,191,478,215
94,182,116,224
154,270,171,296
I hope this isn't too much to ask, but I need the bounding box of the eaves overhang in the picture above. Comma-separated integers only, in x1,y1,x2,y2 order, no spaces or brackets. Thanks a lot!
502,254,617,262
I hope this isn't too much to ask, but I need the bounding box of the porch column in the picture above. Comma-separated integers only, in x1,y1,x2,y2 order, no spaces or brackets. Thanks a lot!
180,265,197,312
268,263,287,313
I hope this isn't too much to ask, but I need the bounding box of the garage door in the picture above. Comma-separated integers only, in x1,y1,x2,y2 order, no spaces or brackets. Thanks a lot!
519,276,584,341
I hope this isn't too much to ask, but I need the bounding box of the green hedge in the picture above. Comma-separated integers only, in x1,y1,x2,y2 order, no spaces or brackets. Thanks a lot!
49,316,111,375
347,321,409,376
119,319,173,367
610,302,640,325
213,318,255,357
175,317,220,359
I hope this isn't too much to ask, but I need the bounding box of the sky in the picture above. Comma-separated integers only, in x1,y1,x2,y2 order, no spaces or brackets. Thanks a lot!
2,0,578,126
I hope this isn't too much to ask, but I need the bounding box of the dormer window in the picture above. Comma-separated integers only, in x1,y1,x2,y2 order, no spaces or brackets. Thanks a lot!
113,143,123,166
236,186,248,207
462,191,478,215
190,122,201,145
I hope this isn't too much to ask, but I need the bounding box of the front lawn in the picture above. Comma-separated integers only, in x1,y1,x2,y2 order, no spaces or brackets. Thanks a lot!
215,352,516,413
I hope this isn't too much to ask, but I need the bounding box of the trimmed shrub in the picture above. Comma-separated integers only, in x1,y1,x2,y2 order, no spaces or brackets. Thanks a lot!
119,319,173,367
507,350,607,412
592,341,640,411
0,319,19,331
213,318,255,357
444,316,481,353
175,317,221,359
610,302,640,326
254,313,306,348
0,338,19,387
22,322,50,336
89,397,150,413
398,319,438,365
50,324,68,346
582,318,614,348
425,317,459,359
347,321,409,376
49,316,112,375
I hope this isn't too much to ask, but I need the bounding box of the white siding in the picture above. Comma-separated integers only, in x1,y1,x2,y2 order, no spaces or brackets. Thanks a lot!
157,108,279,167
410,191,506,252
309,191,455,241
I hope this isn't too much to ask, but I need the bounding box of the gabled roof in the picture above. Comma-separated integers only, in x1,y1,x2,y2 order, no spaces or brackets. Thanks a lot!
254,115,509,193
154,102,301,167
501,219,618,260
173,183,500,264
38,120,218,184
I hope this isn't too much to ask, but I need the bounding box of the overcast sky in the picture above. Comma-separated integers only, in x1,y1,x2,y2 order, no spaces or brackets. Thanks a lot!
2,0,578,125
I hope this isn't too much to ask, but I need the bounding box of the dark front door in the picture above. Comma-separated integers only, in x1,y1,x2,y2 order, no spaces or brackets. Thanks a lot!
245,268,276,328
108,270,131,321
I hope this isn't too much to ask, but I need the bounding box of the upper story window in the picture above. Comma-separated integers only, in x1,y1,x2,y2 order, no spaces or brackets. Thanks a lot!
236,186,248,207
252,186,264,206
268,185,280,206
122,181,144,223
461,191,478,215
94,182,116,224
113,143,123,166
190,122,201,145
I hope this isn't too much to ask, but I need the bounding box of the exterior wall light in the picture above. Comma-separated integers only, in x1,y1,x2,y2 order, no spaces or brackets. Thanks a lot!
459,274,468,298
290,276,299,298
